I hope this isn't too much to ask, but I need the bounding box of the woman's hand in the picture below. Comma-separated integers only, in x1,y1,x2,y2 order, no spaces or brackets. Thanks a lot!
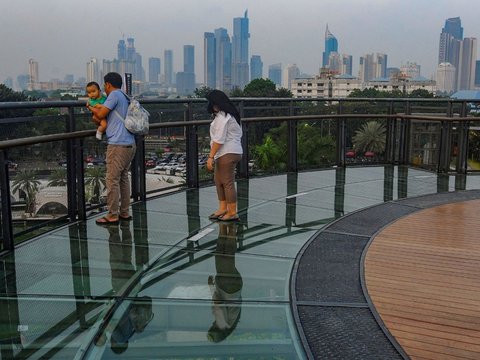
207,157,214,172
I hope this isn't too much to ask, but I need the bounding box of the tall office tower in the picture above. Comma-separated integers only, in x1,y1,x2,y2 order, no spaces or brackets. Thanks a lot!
283,64,300,89
87,57,100,83
457,37,477,90
214,28,232,91
232,10,250,90
149,57,161,83
180,45,195,93
400,62,421,79
268,63,282,87
164,49,174,86
64,74,74,84
250,55,263,80
436,62,456,94
28,58,39,90
204,32,216,88
323,25,338,67
135,53,145,82
117,39,126,60
475,60,480,87
126,38,136,61
358,53,387,82
183,45,195,73
438,17,463,64
341,54,353,76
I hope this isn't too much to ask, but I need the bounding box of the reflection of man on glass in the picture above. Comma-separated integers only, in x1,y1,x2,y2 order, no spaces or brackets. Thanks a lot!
107,222,135,294
207,222,243,343
110,297,153,354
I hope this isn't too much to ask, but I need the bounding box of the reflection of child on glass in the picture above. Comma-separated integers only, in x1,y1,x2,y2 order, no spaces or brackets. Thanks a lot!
207,222,243,342
86,81,107,140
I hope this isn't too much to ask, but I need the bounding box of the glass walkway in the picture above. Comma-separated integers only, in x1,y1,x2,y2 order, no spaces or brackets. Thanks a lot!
1,166,479,359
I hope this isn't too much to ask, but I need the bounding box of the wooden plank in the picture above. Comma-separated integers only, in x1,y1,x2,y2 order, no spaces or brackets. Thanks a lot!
365,199,480,360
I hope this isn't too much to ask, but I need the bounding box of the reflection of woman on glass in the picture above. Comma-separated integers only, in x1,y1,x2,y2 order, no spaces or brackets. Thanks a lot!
207,222,243,342
205,90,243,222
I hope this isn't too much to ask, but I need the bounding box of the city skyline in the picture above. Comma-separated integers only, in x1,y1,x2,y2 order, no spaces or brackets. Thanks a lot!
1,0,480,85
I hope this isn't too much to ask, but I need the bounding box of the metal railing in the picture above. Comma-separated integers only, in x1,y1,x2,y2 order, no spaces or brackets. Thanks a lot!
1,97,478,251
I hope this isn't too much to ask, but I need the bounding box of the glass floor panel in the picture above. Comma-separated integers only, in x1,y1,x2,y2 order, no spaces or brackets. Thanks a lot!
1,166,479,359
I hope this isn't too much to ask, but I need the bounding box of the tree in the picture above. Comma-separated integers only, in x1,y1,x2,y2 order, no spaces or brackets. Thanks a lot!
409,89,434,98
85,166,106,204
48,168,67,187
352,121,386,154
12,170,41,215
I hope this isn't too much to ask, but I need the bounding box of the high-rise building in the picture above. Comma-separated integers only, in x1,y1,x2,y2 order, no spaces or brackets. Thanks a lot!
204,32,216,88
184,45,195,74
359,53,387,82
3,77,13,89
164,49,174,86
87,57,100,84
149,57,161,83
214,28,232,91
28,58,39,90
117,40,126,61
457,37,477,90
232,10,250,90
475,60,480,87
283,64,300,89
439,17,463,64
127,38,136,62
17,74,29,91
135,53,145,82
436,62,456,94
178,45,195,94
323,25,338,67
250,55,263,80
268,63,282,87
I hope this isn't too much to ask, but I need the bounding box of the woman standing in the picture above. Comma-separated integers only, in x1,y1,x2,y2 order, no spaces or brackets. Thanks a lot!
206,90,243,221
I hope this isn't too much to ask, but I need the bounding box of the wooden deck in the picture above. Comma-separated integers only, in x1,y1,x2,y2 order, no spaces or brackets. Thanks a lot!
365,199,480,360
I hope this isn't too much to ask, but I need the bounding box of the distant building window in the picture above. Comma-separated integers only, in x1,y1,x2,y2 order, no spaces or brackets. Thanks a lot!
307,83,312,86
307,90,312,93
297,83,302,86
318,83,324,86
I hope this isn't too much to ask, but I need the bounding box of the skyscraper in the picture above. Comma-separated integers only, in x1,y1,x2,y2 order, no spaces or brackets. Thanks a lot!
268,63,282,87
323,25,338,67
214,28,232,91
86,57,100,84
164,49,174,86
126,38,136,62
359,53,387,82
436,62,456,94
149,57,161,83
457,37,477,90
28,58,39,90
283,64,300,89
117,40,126,61
232,10,250,90
184,45,195,74
250,55,263,80
439,17,463,64
204,32,216,88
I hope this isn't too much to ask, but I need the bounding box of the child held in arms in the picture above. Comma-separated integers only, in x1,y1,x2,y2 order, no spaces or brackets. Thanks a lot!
86,81,107,140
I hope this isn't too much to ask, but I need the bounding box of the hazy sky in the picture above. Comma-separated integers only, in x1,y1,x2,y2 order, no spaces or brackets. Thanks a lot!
1,0,480,84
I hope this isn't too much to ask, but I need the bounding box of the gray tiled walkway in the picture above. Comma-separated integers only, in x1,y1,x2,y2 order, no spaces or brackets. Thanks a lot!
1,166,479,359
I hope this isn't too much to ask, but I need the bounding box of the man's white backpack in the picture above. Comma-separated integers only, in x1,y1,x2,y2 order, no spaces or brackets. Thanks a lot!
114,92,150,135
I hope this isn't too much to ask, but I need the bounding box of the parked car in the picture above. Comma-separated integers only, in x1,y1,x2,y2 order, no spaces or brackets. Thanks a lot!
145,159,156,167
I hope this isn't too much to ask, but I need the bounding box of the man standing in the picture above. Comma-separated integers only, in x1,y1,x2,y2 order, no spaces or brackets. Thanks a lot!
88,72,136,224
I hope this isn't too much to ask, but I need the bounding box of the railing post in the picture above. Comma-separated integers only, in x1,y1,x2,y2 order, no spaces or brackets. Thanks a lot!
66,107,79,221
437,101,453,173
385,101,396,164
0,150,13,251
456,101,469,174
287,99,298,172
131,135,146,202
336,101,346,167
185,102,199,188
75,139,87,221
398,101,410,164
237,100,249,178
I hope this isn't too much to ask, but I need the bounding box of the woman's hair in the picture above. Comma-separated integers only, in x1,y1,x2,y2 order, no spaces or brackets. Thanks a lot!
205,90,241,124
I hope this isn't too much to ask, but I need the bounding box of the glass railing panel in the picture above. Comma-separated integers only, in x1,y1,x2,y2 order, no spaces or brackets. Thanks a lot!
467,118,480,172
248,121,287,176
345,117,388,166
409,120,441,171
